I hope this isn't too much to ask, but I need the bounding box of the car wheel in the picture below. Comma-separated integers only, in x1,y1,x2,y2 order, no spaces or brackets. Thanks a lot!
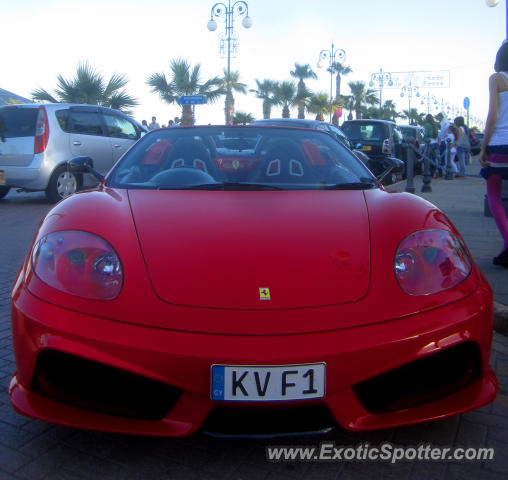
46,165,80,203
0,186,10,200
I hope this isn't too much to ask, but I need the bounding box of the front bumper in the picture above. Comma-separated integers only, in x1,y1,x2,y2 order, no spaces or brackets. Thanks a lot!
10,285,497,437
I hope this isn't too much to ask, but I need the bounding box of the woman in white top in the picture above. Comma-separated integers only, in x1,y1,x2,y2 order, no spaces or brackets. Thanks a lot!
480,40,508,266
445,124,459,174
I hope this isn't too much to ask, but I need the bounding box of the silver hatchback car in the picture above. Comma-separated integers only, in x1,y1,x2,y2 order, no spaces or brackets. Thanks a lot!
0,103,145,202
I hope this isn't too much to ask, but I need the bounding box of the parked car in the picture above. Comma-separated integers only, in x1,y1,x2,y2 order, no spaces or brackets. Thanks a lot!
10,125,497,437
341,119,405,183
0,103,145,202
399,125,425,150
252,118,354,148
251,118,386,179
398,124,426,174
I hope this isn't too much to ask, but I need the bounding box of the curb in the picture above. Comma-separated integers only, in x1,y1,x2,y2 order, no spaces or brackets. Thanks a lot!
494,301,508,337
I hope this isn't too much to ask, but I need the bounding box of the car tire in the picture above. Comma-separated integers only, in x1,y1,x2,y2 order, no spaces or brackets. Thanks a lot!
0,186,10,200
46,165,81,203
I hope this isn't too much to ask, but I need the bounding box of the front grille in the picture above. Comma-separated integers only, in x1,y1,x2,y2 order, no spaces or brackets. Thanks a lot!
33,350,182,421
202,405,335,437
353,341,481,414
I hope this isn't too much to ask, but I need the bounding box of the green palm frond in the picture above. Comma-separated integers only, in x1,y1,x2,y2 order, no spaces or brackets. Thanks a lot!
146,72,176,103
103,91,139,114
31,88,59,103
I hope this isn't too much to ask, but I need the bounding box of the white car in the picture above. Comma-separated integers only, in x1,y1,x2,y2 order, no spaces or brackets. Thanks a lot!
0,103,145,202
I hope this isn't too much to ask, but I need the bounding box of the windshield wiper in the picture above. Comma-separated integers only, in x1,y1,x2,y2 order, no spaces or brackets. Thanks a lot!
321,182,377,190
177,182,285,191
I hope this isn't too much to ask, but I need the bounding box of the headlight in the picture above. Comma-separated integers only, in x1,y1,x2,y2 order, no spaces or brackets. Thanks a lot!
394,229,472,296
32,231,123,300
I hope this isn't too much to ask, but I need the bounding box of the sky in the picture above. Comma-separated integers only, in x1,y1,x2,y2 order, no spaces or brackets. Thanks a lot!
1,0,506,129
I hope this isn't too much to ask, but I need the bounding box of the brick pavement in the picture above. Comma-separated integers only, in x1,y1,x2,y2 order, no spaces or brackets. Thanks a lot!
0,178,507,479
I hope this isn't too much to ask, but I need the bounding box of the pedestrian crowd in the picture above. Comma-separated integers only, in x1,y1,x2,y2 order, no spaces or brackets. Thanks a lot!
141,116,181,131
420,40,508,269
422,112,478,179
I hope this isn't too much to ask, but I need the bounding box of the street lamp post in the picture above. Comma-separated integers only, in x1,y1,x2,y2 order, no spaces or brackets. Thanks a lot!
400,77,420,121
369,68,393,107
420,92,438,114
486,0,508,39
207,1,252,124
317,42,346,103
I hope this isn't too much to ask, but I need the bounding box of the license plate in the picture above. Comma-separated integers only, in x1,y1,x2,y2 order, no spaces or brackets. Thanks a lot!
0,171,5,185
211,363,325,401
361,145,372,151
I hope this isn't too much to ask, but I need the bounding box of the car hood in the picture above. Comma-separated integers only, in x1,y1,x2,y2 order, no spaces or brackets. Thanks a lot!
128,190,370,309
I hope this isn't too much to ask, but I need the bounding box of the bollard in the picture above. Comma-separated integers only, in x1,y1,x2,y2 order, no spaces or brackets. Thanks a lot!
405,144,416,193
444,138,454,180
421,140,432,192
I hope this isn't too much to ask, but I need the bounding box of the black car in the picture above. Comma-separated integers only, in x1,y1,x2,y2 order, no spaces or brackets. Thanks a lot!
252,118,354,148
251,118,372,170
341,119,405,183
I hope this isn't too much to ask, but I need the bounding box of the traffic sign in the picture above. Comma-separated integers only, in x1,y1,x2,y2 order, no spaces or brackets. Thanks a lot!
334,107,343,118
463,97,470,110
179,95,206,105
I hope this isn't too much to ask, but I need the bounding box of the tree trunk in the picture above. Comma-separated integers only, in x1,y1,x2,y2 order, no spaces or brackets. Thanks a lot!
297,104,305,119
182,105,193,126
282,105,290,118
263,101,271,119
225,92,234,125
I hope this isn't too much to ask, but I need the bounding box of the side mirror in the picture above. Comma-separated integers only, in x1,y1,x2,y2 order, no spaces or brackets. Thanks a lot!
377,156,404,184
68,156,105,181
383,156,404,172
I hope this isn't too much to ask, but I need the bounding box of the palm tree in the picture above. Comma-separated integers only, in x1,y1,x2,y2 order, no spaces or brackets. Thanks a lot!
31,62,138,113
232,111,255,125
307,93,333,121
402,108,424,125
250,79,276,119
147,58,224,126
272,81,297,118
222,69,247,124
294,85,313,121
290,63,317,119
380,100,399,122
336,94,355,121
363,100,400,122
348,81,378,119
328,62,352,100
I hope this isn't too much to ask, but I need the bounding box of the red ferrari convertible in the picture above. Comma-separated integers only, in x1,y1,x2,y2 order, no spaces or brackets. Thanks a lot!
9,125,497,437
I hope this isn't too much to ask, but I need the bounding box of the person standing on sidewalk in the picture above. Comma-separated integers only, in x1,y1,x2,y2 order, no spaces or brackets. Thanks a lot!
480,40,508,266
423,114,439,176
454,116,470,177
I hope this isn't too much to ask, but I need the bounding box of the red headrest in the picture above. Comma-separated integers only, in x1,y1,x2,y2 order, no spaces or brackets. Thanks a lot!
142,140,172,165
302,141,326,166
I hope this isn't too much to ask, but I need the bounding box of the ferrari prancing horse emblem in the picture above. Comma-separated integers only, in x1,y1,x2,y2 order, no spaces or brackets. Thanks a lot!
259,288,271,301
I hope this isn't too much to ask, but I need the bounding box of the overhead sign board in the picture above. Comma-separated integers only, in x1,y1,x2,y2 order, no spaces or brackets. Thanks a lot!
179,95,206,105
380,71,450,89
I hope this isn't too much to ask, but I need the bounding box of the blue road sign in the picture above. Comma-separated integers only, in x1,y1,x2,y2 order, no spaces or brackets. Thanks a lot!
463,97,470,110
179,95,206,105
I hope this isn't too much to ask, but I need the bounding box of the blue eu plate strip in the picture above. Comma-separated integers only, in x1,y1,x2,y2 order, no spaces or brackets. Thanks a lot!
211,366,225,401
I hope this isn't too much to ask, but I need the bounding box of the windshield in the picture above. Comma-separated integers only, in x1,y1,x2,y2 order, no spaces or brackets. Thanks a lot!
107,126,377,191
